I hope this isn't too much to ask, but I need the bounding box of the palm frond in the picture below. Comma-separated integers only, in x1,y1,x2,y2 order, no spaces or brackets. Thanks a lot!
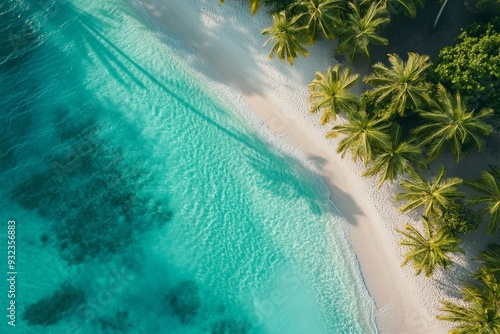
396,166,464,216
396,217,463,277
363,52,431,117
466,166,500,233
308,64,360,124
328,105,391,164
262,11,310,65
414,84,493,162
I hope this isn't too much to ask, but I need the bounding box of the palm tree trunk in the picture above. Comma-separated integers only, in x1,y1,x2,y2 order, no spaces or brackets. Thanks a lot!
433,0,449,30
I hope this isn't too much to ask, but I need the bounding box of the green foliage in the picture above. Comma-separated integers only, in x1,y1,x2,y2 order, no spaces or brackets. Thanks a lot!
413,84,494,162
435,204,480,236
386,0,424,18
466,165,500,233
336,1,390,62
308,64,360,124
432,18,500,115
291,0,344,41
395,165,464,217
476,0,500,15
363,52,432,117
438,243,500,332
360,90,393,118
262,10,310,64
363,125,424,188
470,268,500,305
477,244,500,276
396,216,463,277
438,263,500,333
265,0,296,14
327,104,392,165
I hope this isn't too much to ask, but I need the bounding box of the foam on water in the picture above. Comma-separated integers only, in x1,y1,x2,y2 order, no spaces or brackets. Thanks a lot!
0,0,377,333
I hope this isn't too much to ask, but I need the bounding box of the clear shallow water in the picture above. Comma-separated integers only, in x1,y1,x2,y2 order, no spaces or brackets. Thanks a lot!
0,0,377,333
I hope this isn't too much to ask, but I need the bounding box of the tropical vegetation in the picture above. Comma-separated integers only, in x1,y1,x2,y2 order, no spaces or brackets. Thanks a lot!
413,84,494,162
478,244,500,274
362,125,424,187
395,166,464,217
223,1,500,331
432,17,500,115
259,0,392,64
308,64,359,124
476,0,500,14
396,216,463,277
466,166,500,233
435,204,480,236
291,0,343,41
335,1,390,62
261,10,309,64
438,246,500,333
386,0,424,17
327,105,391,164
363,52,431,117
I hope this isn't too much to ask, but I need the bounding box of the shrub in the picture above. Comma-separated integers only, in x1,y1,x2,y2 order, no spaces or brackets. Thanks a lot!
436,204,481,236
432,18,500,116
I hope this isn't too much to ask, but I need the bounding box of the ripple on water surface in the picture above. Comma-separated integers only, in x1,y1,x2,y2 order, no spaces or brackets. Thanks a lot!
0,0,377,333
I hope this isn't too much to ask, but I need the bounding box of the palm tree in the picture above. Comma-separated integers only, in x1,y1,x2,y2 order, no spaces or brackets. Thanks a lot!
395,165,464,217
363,125,424,187
291,0,344,41
466,269,500,307
466,166,500,233
396,216,463,277
386,0,425,18
219,0,261,15
336,1,390,62
438,297,500,333
308,64,360,124
477,244,500,275
262,11,310,65
327,105,391,164
413,84,494,162
476,0,500,14
433,0,449,30
438,271,500,333
363,52,432,117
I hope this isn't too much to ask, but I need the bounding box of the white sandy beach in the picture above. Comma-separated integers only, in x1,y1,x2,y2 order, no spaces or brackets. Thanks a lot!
136,0,479,332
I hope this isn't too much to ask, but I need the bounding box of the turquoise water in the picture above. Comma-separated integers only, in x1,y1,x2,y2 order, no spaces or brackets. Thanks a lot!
0,0,377,333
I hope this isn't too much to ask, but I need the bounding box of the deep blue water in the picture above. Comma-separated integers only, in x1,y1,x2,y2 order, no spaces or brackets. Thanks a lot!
0,0,377,333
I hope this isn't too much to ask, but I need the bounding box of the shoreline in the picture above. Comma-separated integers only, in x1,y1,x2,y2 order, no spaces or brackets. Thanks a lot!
139,0,455,332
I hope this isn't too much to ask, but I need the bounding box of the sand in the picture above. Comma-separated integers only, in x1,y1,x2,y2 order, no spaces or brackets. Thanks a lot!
136,0,475,332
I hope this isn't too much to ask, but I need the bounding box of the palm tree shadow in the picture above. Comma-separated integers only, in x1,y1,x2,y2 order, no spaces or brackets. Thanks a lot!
432,259,476,299
432,225,500,300
304,154,364,226
55,3,281,157
244,147,332,216
137,0,280,97
58,4,348,221
57,6,145,89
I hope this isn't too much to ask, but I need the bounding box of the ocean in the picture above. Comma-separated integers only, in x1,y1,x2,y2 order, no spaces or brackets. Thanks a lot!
0,0,377,333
